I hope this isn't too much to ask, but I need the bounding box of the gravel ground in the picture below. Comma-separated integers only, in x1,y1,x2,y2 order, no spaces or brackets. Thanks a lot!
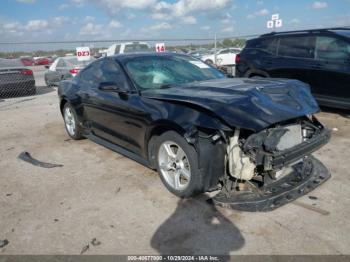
0,66,349,255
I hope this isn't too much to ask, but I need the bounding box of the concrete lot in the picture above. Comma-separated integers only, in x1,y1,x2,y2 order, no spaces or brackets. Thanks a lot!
0,66,349,255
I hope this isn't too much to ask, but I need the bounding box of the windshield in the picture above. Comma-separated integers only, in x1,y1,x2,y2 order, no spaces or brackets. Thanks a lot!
125,55,225,90
124,44,150,53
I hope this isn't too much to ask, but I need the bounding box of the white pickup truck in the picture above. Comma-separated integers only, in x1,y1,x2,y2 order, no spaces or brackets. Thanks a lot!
106,42,150,56
201,48,241,66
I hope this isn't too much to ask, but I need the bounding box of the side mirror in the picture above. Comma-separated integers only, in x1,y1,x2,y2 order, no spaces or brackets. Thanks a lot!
45,65,50,69
98,82,127,93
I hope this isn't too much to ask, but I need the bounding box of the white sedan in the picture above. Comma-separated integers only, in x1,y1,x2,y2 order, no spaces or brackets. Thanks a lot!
201,48,241,66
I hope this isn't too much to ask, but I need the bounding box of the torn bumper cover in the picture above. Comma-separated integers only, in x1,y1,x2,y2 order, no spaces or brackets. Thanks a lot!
212,119,331,211
213,155,330,211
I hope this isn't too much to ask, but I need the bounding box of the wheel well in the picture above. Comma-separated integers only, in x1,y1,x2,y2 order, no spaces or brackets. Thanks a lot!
60,98,67,115
249,73,266,78
146,124,185,169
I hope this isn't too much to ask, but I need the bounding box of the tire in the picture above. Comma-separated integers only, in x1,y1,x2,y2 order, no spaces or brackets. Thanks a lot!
45,77,50,87
205,59,214,66
251,75,264,79
63,103,83,140
154,131,203,198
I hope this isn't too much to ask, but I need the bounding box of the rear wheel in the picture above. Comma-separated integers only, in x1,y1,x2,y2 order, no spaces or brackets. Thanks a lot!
155,131,203,198
205,59,214,66
63,103,83,140
45,77,51,87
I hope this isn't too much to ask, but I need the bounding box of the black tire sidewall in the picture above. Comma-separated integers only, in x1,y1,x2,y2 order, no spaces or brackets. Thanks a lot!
205,59,214,65
154,131,203,198
63,103,83,140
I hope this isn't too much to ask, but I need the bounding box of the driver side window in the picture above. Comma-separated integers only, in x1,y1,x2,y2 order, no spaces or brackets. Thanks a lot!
315,36,350,61
99,59,129,90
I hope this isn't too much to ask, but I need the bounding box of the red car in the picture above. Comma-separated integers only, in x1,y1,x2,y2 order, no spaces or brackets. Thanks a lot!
34,57,52,66
20,57,34,66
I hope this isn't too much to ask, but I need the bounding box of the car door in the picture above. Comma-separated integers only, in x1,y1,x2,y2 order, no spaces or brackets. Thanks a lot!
45,58,61,85
308,35,350,105
269,35,315,85
55,59,69,83
78,58,145,154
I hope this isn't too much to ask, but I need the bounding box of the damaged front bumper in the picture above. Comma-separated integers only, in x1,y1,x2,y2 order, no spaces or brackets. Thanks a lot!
261,128,331,170
213,155,330,211
211,117,331,211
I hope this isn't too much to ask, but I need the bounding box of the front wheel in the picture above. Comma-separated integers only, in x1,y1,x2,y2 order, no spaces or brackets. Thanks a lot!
63,103,83,140
155,131,203,198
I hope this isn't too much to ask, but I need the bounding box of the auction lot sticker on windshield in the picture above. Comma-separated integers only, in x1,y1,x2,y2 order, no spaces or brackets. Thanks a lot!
76,46,91,61
190,60,210,69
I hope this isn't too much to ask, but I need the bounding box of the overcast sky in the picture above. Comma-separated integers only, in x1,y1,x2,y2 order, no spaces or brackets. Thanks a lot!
0,0,349,51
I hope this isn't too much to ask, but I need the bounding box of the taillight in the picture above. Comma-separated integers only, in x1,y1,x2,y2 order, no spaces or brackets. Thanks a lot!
235,54,241,64
21,69,33,75
69,68,79,75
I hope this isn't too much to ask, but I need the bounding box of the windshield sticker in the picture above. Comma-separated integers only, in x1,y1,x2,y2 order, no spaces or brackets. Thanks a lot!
189,61,210,69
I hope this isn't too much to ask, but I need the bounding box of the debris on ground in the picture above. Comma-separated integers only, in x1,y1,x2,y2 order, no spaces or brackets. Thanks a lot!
0,239,9,248
332,127,339,132
115,187,121,194
293,201,330,216
80,243,89,254
18,151,63,168
54,219,59,222
309,196,318,200
91,238,101,246
6,147,14,151
5,193,12,197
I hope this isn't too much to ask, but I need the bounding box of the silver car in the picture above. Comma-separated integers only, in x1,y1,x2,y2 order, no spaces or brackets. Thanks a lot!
44,56,93,86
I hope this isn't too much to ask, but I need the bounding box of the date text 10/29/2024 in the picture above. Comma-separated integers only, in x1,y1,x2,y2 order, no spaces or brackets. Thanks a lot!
128,256,221,261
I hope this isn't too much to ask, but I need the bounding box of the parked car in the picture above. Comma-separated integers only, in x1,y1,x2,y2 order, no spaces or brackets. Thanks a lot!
58,53,330,211
236,27,350,109
34,57,52,66
188,49,213,59
44,56,93,86
106,42,151,56
20,57,34,66
201,48,241,66
0,58,35,97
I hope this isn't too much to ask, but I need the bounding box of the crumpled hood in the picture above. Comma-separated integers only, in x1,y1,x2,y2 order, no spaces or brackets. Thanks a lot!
141,78,320,131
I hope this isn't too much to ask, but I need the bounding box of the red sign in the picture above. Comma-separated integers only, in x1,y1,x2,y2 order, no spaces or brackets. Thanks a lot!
76,47,91,61
156,43,165,53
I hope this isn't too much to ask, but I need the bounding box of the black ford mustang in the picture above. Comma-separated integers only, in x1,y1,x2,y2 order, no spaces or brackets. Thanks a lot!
58,53,331,211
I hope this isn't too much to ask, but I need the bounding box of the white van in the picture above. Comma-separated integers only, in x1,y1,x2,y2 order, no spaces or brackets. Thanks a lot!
106,42,151,56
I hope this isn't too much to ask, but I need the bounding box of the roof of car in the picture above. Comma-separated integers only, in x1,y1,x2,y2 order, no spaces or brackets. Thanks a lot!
259,27,350,38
